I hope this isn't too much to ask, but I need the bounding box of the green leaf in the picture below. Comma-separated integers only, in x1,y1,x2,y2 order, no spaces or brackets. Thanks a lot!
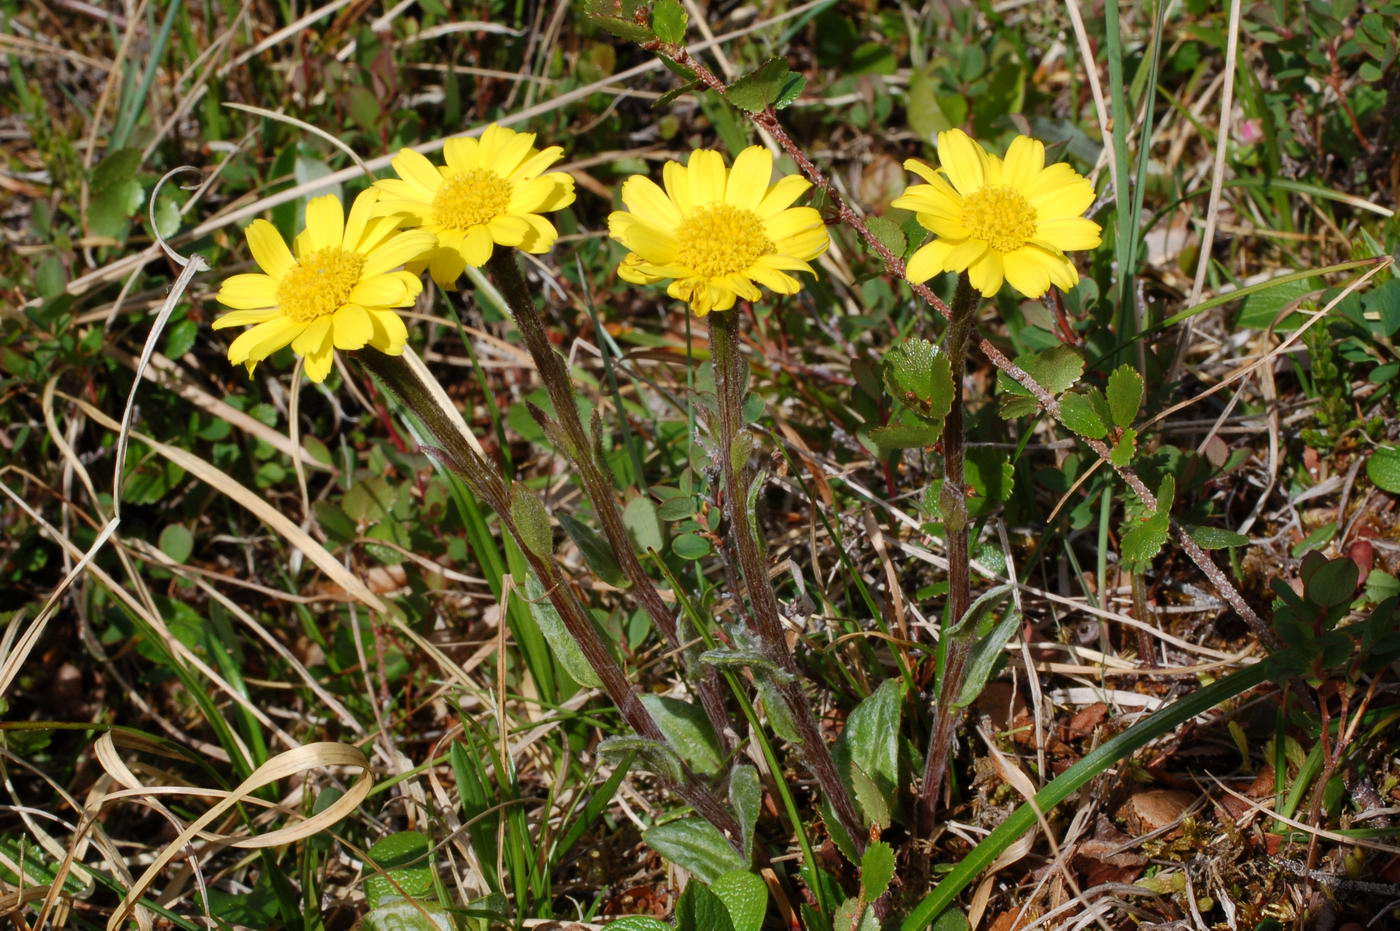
834,897,880,931
673,531,713,560
1188,525,1249,549
605,918,673,931
834,678,901,813
651,0,687,43
1059,390,1108,439
35,255,66,298
848,763,889,829
624,494,664,553
726,57,801,113
698,646,788,677
772,72,805,109
1110,427,1137,467
1305,558,1359,608
157,524,194,564
524,574,603,688
753,672,802,743
510,484,553,558
727,765,762,861
867,418,941,454
88,179,143,240
600,736,684,783
91,147,141,192
1121,510,1170,571
644,818,747,884
676,875,736,931
953,604,1019,709
364,831,434,908
1106,364,1145,428
860,840,896,901
883,338,954,422
710,871,767,931
865,215,907,259
1367,446,1400,493
999,345,1085,418
359,899,454,931
558,513,624,585
640,695,725,776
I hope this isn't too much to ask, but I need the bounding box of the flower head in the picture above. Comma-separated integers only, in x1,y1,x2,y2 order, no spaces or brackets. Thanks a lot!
212,189,434,382
894,129,1101,299
607,146,829,316
373,124,576,288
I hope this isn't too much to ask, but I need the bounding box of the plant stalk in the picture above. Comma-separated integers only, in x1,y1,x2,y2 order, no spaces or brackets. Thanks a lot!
356,348,742,845
707,308,867,854
485,251,735,751
916,273,977,838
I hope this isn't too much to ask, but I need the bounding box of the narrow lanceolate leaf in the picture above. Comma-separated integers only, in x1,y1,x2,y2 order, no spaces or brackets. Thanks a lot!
558,513,625,585
599,736,684,783
1188,525,1249,549
834,678,902,806
953,607,1020,709
861,840,896,901
676,874,737,931
644,818,747,884
727,764,762,860
509,484,552,558
641,694,725,776
1106,364,1145,428
524,574,602,688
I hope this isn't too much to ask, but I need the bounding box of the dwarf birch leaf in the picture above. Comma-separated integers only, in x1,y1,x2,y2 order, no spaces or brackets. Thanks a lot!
1110,427,1137,466
1121,510,1170,571
644,818,747,884
849,763,890,828
1189,526,1249,549
865,215,907,259
651,0,687,43
999,345,1085,418
1107,364,1145,428
711,871,767,931
1059,391,1108,438
726,58,795,112
641,695,724,775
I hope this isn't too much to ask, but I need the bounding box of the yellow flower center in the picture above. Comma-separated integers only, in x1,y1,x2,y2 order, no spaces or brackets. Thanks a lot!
961,185,1037,253
675,204,773,278
432,169,513,230
276,248,364,322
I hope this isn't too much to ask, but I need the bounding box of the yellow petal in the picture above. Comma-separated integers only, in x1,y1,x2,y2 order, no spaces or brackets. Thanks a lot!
904,239,955,283
291,315,332,357
967,250,1004,296
608,212,677,263
391,148,445,196
1002,248,1052,298
489,214,530,246
687,150,727,205
764,206,823,243
332,303,374,349
216,273,279,309
510,146,563,182
662,160,693,214
1034,216,1102,252
725,146,771,210
343,188,382,251
1027,164,1095,217
722,273,762,302
477,124,521,171
936,129,985,196
245,219,295,279
361,230,437,277
774,226,830,263
618,253,667,284
755,174,810,217
371,178,431,210
915,210,965,240
302,194,345,253
508,173,575,213
748,262,801,294
349,275,409,307
492,129,538,177
461,225,494,266
212,307,281,329
903,158,942,185
426,247,466,290
1016,243,1080,290
357,215,410,255
516,213,559,253
303,345,335,383
367,309,409,354
1002,136,1045,192
227,316,302,364
443,136,480,173
943,238,989,273
621,175,683,230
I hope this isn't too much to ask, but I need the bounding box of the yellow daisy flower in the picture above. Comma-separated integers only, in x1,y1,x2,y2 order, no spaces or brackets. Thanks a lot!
372,124,577,288
212,189,435,382
894,129,1102,299
607,146,829,316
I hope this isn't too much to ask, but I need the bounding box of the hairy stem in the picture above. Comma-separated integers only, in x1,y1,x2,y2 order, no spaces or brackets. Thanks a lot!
485,251,736,749
357,349,743,844
708,308,867,854
915,273,976,838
